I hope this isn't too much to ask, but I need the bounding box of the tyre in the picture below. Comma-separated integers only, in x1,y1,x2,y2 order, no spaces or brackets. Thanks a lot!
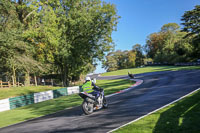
102,96,108,108
82,100,94,115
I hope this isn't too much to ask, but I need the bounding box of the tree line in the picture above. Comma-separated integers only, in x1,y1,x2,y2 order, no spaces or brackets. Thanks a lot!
103,5,200,72
103,44,145,72
0,0,119,86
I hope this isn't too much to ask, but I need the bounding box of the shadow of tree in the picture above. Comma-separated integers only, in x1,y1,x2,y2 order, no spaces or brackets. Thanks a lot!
153,91,200,133
20,94,82,118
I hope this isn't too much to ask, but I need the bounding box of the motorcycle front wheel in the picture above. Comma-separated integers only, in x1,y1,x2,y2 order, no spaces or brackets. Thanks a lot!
82,100,94,115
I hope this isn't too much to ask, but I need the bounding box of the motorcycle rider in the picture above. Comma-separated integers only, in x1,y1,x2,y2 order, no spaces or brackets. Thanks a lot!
81,77,101,103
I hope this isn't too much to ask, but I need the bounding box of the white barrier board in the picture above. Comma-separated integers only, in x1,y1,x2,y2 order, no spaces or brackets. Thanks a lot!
34,90,53,103
0,98,10,112
67,86,80,95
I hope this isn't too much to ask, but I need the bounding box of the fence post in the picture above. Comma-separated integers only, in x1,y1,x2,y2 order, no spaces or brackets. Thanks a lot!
0,80,2,88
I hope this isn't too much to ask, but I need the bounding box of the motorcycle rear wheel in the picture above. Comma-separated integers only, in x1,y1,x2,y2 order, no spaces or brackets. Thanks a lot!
103,96,108,108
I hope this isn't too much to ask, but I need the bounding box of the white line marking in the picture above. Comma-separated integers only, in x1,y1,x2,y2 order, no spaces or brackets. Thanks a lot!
108,87,200,133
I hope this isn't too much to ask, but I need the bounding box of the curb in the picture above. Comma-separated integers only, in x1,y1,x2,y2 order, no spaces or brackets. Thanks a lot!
106,79,143,98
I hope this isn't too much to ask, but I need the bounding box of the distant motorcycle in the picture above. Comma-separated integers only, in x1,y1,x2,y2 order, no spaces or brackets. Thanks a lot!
79,88,108,115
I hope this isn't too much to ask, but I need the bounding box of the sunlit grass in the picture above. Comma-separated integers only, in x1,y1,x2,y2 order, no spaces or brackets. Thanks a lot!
101,66,200,76
114,90,200,133
97,79,135,95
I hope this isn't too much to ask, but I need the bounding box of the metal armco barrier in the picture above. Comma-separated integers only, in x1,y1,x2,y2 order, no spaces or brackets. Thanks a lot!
146,62,200,66
175,62,200,66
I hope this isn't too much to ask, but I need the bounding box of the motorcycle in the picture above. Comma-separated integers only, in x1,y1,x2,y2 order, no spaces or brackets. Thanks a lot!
79,88,108,115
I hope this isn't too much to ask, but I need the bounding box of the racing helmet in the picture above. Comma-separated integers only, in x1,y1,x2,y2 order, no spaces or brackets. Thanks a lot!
85,77,91,81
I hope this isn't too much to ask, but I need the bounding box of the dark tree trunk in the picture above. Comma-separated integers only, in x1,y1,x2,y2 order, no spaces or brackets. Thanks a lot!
24,71,30,86
62,65,69,87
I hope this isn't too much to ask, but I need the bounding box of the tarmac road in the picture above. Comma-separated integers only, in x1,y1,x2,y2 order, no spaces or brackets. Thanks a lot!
0,70,200,133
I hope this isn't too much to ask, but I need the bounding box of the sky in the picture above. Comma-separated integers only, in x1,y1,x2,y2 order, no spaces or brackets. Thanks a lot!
95,0,200,74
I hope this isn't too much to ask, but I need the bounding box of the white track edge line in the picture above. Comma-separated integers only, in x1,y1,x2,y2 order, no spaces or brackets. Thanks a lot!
108,87,200,133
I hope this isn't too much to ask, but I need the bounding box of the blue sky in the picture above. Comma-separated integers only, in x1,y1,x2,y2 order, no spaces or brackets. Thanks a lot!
95,0,200,73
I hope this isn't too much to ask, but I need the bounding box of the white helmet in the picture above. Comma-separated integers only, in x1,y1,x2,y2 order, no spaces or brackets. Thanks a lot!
85,77,91,81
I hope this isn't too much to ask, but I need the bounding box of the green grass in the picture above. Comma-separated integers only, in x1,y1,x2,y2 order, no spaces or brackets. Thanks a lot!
96,79,135,95
0,86,61,100
0,79,135,128
101,66,200,76
114,90,200,133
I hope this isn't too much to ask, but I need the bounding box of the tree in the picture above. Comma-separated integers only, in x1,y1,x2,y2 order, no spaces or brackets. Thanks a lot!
174,34,194,62
103,49,137,72
132,44,144,67
181,5,200,59
0,0,29,85
55,0,119,86
113,50,129,69
0,0,54,86
103,50,128,72
145,23,194,64
145,32,167,59
23,0,61,63
103,52,119,72
0,0,120,87
161,23,180,33
127,51,136,68
181,5,200,36
160,23,181,63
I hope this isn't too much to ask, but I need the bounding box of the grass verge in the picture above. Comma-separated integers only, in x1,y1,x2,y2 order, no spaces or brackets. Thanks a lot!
101,66,200,76
0,86,61,100
96,79,135,95
0,79,135,128
114,90,200,133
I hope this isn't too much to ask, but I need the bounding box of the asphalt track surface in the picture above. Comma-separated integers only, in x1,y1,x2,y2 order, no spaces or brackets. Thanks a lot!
1,70,200,133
